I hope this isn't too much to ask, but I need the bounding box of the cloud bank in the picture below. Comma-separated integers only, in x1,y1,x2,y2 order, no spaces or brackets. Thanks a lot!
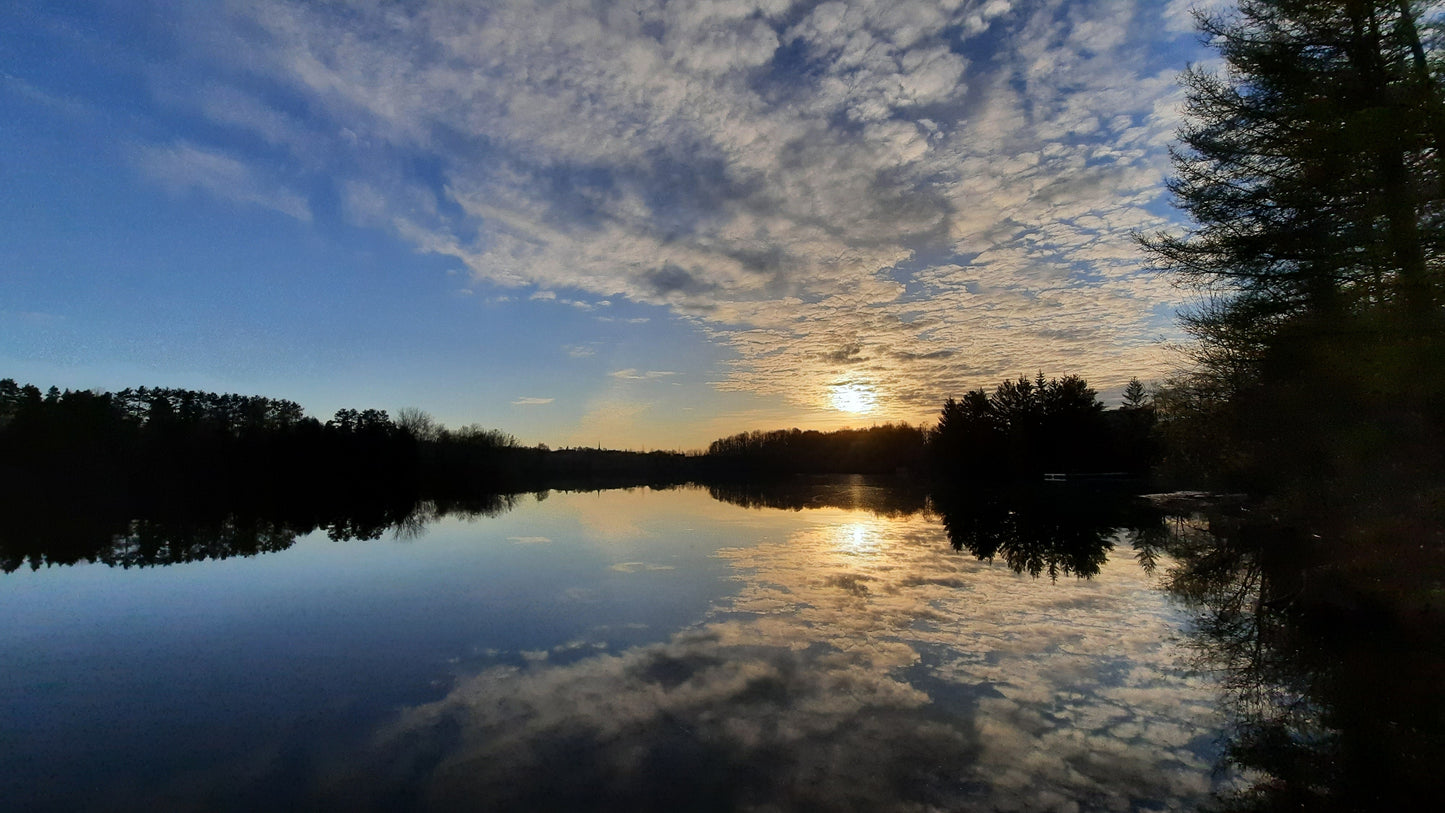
174,0,1201,413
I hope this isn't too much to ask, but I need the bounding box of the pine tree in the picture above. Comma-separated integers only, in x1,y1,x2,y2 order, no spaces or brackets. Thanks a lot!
1121,378,1149,410
1141,0,1444,382
1140,0,1445,494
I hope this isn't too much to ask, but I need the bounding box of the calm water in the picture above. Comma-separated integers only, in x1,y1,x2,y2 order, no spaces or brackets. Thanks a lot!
1,482,1234,811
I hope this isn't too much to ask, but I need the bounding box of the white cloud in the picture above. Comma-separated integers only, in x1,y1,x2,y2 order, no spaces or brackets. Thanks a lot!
131,141,312,222
1162,0,1232,34
609,369,677,381
511,396,554,406
182,0,1208,415
191,83,314,151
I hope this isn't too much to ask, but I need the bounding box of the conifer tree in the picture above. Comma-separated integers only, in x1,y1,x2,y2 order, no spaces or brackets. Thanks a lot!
1143,0,1445,498
1141,0,1445,386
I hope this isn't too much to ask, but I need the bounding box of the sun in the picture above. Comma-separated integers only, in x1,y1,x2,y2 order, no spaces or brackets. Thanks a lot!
829,382,878,414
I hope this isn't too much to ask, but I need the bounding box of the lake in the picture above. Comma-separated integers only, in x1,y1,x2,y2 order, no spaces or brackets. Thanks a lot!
1,480,1237,811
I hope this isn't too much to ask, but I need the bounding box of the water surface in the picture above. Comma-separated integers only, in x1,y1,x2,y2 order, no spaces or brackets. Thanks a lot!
1,483,1231,811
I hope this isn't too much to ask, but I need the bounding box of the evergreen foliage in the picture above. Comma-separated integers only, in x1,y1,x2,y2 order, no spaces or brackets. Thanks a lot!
927,373,1153,481
1141,0,1445,363
1140,0,1445,495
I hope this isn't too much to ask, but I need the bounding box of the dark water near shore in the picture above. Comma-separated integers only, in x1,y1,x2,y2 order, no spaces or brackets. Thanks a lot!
3,480,1239,811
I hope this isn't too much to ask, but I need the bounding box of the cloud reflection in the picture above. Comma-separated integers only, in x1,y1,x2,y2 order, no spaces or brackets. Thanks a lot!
332,506,1234,810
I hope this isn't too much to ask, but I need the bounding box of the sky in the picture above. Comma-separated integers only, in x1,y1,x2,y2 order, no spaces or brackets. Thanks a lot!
1,0,1217,450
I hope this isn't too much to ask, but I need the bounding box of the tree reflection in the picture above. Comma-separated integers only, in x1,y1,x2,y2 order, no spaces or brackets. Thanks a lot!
0,490,521,572
706,474,929,517
930,487,1157,580
1157,508,1445,811
707,477,1165,582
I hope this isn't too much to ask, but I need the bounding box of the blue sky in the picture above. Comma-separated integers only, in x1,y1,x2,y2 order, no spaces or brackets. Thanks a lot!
2,0,1215,449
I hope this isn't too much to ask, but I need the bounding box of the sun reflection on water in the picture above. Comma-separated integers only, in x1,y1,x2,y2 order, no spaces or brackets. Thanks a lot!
829,516,889,558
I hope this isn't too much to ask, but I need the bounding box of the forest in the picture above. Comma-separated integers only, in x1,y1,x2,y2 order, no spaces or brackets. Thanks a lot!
0,380,693,503
0,369,1161,502
3,0,1443,560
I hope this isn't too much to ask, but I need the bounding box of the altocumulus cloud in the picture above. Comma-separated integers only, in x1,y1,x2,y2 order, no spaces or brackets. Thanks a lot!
168,1,1205,413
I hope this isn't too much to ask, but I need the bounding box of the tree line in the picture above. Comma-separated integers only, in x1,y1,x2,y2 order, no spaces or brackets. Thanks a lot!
0,490,523,574
704,423,928,476
1,371,1165,503
703,373,1157,483
0,380,694,507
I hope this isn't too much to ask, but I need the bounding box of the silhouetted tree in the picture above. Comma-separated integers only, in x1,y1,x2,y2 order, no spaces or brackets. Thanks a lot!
930,488,1147,580
708,475,928,516
396,406,441,442
930,390,1003,480
1139,0,1445,497
1113,377,1158,478
1122,377,1149,410
930,373,1127,481
0,378,710,528
705,424,927,476
1156,503,1445,811
1141,0,1445,364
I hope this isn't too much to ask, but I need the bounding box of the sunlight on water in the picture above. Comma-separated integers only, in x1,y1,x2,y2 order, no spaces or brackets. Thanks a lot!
831,516,888,558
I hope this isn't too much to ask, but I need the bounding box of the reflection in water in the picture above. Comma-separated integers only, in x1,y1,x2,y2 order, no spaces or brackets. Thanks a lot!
933,488,1163,581
1150,509,1445,811
320,499,1230,811
834,520,883,556
706,475,928,516
711,476,1155,583
3,481,1277,811
10,477,1434,809
0,492,520,572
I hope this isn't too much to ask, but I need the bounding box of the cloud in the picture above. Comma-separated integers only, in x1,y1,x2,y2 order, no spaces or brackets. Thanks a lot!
182,0,1208,415
609,369,677,381
2,71,99,119
566,393,654,448
511,396,554,406
1162,0,1235,33
130,141,312,222
608,561,676,573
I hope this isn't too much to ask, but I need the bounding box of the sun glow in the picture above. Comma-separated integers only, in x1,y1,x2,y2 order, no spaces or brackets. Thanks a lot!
828,383,877,414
